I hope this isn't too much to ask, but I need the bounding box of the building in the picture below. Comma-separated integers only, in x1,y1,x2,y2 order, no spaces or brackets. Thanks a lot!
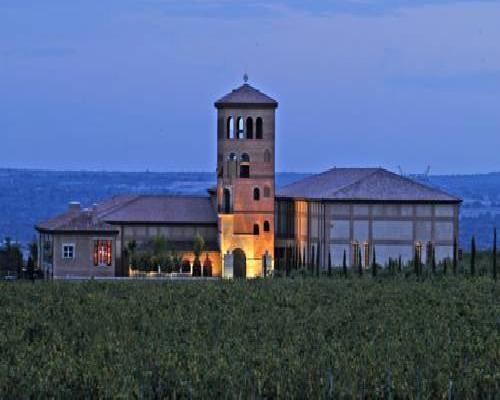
36,80,461,278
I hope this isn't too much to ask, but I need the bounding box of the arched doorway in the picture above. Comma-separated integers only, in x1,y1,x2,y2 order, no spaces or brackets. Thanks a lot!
233,248,246,278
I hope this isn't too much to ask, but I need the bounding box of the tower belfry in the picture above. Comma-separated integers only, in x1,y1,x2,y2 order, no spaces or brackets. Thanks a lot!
214,81,278,278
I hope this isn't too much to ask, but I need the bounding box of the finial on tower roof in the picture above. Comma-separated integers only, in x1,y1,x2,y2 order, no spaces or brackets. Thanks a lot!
243,73,249,83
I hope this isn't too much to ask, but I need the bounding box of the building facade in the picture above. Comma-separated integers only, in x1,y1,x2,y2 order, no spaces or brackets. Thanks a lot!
36,81,461,278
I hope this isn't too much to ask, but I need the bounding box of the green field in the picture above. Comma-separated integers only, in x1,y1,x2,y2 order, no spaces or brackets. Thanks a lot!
1,278,498,398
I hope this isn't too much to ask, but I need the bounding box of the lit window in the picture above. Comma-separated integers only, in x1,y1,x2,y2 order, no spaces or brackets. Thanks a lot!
237,117,244,139
352,241,360,266
415,241,422,265
364,241,370,267
94,240,112,267
62,244,75,259
227,116,234,139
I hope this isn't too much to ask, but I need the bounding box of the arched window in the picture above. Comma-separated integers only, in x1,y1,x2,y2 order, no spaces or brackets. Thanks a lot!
241,153,250,162
253,224,260,235
253,187,260,201
246,117,253,139
223,188,231,213
237,117,244,139
227,116,234,139
256,117,263,139
228,153,237,161
263,186,271,197
264,221,270,232
264,149,271,163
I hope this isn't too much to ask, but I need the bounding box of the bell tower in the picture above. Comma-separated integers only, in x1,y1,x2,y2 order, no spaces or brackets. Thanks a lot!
214,77,278,278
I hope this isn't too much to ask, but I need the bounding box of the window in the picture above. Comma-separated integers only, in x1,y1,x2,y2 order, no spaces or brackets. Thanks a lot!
352,241,360,267
223,188,231,213
228,153,237,161
264,149,271,163
240,153,250,163
264,221,270,232
240,165,250,178
364,241,370,267
227,116,234,139
62,244,75,259
415,241,422,266
253,187,260,201
263,186,271,197
253,224,260,235
94,240,112,267
256,117,263,139
237,117,244,139
246,117,253,139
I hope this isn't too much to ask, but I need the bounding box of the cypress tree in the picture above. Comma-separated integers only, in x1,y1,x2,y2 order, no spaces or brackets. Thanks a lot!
358,248,363,277
431,248,436,275
297,246,301,269
302,247,306,269
398,255,402,273
493,228,497,281
316,243,321,277
372,246,377,277
470,236,476,276
328,251,332,277
452,236,458,275
342,249,347,278
443,258,447,275
414,246,419,276
311,246,315,275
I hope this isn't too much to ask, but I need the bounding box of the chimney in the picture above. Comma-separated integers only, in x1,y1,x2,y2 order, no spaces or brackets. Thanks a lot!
68,201,81,214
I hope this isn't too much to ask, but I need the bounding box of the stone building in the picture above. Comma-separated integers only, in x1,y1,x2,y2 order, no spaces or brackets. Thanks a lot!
36,80,461,278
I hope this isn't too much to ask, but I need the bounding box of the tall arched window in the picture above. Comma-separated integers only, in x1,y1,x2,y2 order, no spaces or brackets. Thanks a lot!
263,221,270,232
227,116,234,139
237,117,244,139
223,188,231,213
246,117,253,139
263,186,271,197
253,224,260,235
240,153,250,178
264,149,271,163
253,187,260,201
256,117,263,139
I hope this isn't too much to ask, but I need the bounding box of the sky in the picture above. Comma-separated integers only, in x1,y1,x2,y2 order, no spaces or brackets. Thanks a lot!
1,0,500,174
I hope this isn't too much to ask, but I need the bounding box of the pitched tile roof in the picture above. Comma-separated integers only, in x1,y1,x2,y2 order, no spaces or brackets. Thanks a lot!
102,195,217,224
277,168,461,203
36,195,218,232
215,83,278,108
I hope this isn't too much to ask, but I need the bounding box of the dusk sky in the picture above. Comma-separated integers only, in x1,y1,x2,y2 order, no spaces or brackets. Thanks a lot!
1,0,499,174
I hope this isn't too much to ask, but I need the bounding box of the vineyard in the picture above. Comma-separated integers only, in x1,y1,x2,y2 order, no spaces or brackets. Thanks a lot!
0,278,498,398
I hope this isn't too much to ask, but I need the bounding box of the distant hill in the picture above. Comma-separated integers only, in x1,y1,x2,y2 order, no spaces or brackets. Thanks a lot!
1,168,499,250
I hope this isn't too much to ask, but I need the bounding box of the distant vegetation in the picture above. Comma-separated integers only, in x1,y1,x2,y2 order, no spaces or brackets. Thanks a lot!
0,278,498,398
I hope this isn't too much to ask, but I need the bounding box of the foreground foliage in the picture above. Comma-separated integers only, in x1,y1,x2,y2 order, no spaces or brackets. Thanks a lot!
0,278,499,398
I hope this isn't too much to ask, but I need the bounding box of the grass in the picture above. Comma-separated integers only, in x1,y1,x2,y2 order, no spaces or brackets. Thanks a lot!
0,277,499,398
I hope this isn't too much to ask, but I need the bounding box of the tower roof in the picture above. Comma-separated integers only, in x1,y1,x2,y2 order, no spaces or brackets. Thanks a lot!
215,83,278,109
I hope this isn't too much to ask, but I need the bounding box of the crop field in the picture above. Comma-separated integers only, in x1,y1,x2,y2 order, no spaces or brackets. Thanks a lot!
0,278,498,398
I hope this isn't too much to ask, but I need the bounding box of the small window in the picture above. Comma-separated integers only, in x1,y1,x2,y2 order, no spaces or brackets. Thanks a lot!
263,186,271,197
264,149,271,163
253,187,260,201
246,117,253,139
253,224,260,235
237,117,244,139
228,153,237,161
264,221,270,232
240,165,250,179
256,117,263,139
227,116,234,139
241,153,250,163
94,240,112,267
62,244,75,259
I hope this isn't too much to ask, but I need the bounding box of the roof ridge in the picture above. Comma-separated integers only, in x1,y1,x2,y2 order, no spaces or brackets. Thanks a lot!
329,168,382,197
98,195,141,219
